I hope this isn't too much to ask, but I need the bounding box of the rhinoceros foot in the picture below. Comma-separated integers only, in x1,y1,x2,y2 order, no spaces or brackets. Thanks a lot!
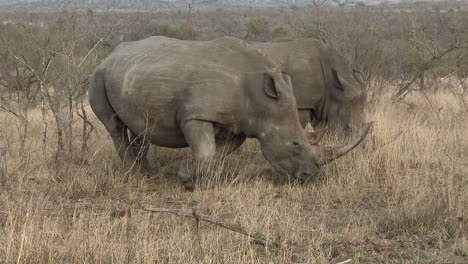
177,164,195,191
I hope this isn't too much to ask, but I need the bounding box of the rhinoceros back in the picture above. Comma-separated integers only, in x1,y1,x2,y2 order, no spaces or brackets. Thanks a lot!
93,36,281,147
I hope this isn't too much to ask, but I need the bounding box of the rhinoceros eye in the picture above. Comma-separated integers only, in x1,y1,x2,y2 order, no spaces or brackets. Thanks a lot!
353,70,366,86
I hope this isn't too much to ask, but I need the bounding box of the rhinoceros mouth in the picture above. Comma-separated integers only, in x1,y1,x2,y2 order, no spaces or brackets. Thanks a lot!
271,165,314,183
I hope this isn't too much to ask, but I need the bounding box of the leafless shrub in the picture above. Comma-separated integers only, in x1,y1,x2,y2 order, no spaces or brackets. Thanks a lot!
0,10,115,166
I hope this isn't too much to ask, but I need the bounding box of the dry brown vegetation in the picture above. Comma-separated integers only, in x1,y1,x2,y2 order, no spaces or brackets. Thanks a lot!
1,88,467,263
0,2,467,263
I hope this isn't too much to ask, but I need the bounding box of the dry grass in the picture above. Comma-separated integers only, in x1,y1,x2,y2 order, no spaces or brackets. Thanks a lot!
0,90,467,263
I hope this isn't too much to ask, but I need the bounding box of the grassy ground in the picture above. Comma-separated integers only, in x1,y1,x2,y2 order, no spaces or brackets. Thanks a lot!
0,90,467,263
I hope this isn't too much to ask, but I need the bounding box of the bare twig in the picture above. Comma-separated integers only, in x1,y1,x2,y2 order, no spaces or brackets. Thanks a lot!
186,0,195,40
395,44,461,99
311,0,329,9
76,98,96,153
143,207,280,248
440,65,465,80
78,38,104,68
336,259,352,264
406,38,435,56
420,90,442,119
0,38,39,77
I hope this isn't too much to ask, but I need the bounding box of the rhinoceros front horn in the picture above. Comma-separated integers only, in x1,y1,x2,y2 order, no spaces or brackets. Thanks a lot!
316,122,373,165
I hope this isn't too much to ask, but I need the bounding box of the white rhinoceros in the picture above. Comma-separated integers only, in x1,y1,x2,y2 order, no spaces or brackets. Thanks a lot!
89,36,370,188
251,38,367,134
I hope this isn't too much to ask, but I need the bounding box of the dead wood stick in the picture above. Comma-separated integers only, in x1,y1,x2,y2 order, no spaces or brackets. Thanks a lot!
143,208,280,248
336,259,352,264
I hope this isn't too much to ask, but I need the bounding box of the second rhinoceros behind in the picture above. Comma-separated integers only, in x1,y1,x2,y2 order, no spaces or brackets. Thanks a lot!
89,36,370,188
251,38,367,134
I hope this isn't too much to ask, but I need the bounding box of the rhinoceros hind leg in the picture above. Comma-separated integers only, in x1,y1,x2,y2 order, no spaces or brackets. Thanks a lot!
89,72,139,173
99,113,139,172
102,117,142,173
178,120,216,190
127,129,155,176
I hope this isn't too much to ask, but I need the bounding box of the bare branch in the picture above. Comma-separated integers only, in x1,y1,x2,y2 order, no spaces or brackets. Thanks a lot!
42,52,56,79
406,38,435,56
336,259,352,264
395,44,462,99
143,207,280,248
78,38,103,68
311,0,329,9
0,38,39,78
440,65,465,80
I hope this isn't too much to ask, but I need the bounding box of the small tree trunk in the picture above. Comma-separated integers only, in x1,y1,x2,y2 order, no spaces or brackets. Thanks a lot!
80,99,89,154
39,80,48,154
49,102,65,157
56,113,65,154
19,118,28,155
67,95,74,157
419,70,425,91
76,98,94,155
186,0,195,40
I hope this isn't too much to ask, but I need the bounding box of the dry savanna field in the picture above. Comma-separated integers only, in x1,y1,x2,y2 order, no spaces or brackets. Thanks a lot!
0,88,467,263
0,2,468,263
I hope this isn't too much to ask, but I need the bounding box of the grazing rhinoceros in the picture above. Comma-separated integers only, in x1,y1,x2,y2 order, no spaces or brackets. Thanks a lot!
89,36,370,187
251,38,367,134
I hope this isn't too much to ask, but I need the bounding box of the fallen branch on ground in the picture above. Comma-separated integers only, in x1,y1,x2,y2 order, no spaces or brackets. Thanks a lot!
336,259,352,264
142,207,280,248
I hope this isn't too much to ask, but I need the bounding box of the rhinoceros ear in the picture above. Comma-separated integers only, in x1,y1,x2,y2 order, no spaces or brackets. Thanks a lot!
332,69,345,92
263,72,280,99
282,72,292,88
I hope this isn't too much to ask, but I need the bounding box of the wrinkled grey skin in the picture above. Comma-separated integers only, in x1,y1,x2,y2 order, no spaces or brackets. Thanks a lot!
251,38,367,134
89,36,369,187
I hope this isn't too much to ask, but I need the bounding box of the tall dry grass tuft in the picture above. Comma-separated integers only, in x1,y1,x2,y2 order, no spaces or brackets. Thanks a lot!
0,90,467,263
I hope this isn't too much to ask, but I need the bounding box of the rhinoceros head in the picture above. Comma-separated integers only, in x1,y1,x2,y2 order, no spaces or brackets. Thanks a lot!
245,69,370,181
325,59,367,135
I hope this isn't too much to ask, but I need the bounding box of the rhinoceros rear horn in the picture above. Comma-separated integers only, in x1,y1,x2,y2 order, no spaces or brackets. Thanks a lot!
316,122,373,165
305,126,327,145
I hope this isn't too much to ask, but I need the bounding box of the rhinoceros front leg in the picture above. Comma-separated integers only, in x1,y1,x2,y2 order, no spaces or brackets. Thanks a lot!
214,132,246,156
178,120,216,190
